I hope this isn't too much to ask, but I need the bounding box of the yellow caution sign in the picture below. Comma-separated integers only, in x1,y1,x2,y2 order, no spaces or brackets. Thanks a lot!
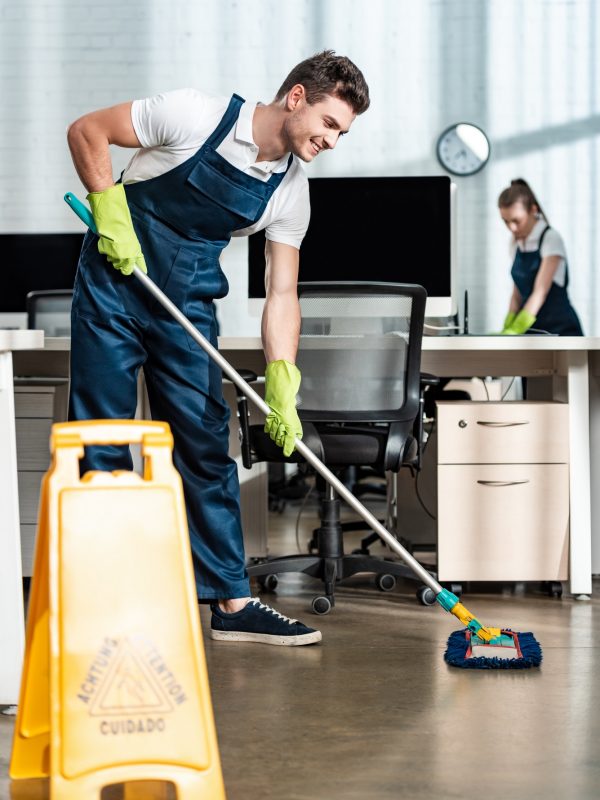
10,420,226,799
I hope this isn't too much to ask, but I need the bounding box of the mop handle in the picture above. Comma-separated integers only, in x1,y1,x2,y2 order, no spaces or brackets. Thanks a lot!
64,191,442,594
64,192,97,234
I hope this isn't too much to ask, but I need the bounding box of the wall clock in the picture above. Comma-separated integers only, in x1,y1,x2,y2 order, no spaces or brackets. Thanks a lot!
436,123,490,176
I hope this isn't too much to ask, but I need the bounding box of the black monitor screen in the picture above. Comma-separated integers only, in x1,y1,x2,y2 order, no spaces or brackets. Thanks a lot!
0,233,84,312
248,175,451,297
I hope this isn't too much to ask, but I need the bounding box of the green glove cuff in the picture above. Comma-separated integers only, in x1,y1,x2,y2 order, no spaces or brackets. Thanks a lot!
264,360,303,457
264,360,301,400
87,183,147,275
502,311,517,332
504,309,536,335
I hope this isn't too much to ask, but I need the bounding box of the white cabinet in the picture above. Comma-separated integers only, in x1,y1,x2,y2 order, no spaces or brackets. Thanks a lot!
436,401,569,582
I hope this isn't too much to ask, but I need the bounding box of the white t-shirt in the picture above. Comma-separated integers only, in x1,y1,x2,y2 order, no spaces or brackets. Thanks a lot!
509,218,568,287
122,88,310,249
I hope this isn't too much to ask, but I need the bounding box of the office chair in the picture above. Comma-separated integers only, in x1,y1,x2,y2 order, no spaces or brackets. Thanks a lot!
235,281,436,614
26,289,73,336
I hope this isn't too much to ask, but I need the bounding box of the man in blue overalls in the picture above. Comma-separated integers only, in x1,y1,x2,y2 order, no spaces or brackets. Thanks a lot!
66,51,370,646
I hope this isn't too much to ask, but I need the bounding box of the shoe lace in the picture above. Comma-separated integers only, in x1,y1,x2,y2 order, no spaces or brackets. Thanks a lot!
250,598,297,625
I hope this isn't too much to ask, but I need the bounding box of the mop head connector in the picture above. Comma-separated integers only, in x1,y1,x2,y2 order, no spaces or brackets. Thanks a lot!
436,589,542,669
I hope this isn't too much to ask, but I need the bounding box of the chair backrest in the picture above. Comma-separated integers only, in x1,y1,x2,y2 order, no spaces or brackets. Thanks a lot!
295,282,426,424
26,289,73,336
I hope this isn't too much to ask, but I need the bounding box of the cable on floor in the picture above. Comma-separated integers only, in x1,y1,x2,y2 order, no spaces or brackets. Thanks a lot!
501,376,516,400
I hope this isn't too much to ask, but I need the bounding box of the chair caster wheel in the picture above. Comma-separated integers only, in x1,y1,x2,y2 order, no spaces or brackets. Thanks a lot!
417,586,437,606
352,548,370,556
258,574,278,592
548,581,563,598
312,596,332,615
443,583,462,597
375,574,396,592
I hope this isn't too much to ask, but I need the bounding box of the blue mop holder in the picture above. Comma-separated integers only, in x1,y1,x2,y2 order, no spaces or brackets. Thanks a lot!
64,192,97,234
435,588,459,611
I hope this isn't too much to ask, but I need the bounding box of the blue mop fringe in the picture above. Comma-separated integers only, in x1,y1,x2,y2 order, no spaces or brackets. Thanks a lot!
444,629,543,669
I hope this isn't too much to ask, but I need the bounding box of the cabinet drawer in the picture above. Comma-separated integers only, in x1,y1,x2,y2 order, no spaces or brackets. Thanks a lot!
14,391,55,418
15,419,52,470
20,524,37,577
437,402,569,464
18,471,45,523
437,463,569,581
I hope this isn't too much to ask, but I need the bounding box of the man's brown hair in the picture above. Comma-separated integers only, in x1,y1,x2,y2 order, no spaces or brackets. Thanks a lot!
275,50,370,115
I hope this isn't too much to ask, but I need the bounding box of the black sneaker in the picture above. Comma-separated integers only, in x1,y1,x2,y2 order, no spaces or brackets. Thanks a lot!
210,598,322,646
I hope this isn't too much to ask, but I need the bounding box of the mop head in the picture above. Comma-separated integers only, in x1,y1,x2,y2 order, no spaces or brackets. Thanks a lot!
444,629,542,669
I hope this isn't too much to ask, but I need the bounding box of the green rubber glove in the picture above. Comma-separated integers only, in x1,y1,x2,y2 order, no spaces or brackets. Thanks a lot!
501,311,517,333
264,360,303,457
87,183,147,276
502,309,536,335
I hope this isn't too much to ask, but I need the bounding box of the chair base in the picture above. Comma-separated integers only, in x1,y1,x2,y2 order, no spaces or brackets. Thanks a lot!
247,552,436,613
247,487,437,613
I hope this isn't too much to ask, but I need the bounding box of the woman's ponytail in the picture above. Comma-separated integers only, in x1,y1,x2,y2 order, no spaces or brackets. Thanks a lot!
498,178,548,223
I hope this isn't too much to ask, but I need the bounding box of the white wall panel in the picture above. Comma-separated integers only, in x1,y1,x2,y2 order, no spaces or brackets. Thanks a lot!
1,0,598,335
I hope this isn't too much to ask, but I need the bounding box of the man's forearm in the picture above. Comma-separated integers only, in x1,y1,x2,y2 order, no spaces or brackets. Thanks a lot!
67,102,141,193
67,120,115,193
261,292,301,363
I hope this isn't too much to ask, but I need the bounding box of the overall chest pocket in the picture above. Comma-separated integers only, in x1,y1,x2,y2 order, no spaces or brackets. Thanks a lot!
186,157,267,227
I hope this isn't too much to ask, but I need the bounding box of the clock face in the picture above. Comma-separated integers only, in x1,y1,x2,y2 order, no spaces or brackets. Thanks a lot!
436,123,490,176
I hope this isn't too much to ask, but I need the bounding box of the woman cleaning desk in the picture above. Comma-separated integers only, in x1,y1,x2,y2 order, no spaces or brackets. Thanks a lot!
498,178,583,336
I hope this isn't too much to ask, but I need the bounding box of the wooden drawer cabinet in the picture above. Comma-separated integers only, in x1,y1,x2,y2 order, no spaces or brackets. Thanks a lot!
17,470,47,524
14,381,69,576
14,391,55,418
436,401,569,583
15,418,55,470
14,377,267,577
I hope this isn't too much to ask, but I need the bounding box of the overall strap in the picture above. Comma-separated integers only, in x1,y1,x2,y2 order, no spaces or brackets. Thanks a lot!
205,94,245,149
267,153,294,186
537,225,551,251
537,224,570,289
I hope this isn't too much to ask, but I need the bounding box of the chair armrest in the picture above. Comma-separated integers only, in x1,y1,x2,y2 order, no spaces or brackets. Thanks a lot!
420,372,441,388
414,373,441,471
229,369,258,396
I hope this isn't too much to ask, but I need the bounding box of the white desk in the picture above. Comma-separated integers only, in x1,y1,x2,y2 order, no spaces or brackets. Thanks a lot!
0,329,43,704
5,333,599,701
212,335,600,597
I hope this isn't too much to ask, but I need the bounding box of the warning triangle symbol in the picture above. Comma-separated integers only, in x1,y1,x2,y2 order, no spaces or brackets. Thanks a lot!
89,639,174,716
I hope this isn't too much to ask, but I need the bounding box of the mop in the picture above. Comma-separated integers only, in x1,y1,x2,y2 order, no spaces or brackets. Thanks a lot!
64,191,542,670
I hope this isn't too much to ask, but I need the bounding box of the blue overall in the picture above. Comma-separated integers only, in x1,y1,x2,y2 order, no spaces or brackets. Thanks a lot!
69,94,292,599
511,225,583,335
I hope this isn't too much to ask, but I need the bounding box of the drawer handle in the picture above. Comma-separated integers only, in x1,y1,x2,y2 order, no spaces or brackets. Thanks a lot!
477,480,530,487
476,421,530,427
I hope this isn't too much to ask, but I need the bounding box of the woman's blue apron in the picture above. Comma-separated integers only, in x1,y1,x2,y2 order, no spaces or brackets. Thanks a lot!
69,94,292,598
511,225,583,335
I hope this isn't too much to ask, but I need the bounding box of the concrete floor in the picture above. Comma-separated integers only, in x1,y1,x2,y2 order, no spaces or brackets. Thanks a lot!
2,497,599,800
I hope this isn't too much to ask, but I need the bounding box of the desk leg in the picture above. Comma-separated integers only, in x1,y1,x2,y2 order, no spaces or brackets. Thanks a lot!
567,351,592,596
0,351,25,703
590,369,600,575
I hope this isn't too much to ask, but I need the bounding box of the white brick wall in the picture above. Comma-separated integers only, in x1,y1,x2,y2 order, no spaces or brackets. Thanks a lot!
1,0,599,334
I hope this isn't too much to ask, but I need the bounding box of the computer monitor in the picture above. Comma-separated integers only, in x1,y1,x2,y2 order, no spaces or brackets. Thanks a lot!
0,233,83,313
248,176,456,318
